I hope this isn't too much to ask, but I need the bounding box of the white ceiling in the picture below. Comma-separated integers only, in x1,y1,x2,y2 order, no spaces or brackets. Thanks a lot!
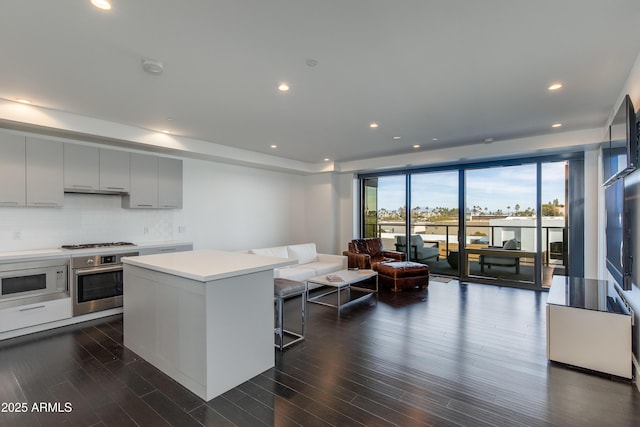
1,0,639,164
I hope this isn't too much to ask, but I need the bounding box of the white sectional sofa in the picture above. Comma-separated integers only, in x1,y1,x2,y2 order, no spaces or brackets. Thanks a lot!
249,243,347,289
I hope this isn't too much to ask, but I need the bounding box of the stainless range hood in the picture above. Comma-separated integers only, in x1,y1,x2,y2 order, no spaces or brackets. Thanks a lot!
64,187,129,195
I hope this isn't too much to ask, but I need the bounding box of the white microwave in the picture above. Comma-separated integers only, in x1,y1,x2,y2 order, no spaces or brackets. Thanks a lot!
0,259,68,307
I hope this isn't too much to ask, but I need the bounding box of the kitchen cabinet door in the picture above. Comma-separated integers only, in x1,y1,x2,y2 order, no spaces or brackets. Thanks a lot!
122,153,158,208
0,133,26,206
158,157,183,208
64,144,99,192
26,137,64,207
100,149,130,192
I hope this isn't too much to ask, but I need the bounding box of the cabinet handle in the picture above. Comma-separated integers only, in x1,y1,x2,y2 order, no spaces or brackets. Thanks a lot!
31,202,59,206
161,205,178,208
136,204,153,207
19,305,46,312
0,201,19,205
71,185,94,189
158,248,176,252
105,187,125,190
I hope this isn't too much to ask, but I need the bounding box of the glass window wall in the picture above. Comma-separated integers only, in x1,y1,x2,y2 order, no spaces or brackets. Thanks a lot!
358,155,581,290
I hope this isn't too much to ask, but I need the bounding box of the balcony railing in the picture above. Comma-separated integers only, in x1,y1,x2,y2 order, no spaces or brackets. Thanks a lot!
371,222,567,266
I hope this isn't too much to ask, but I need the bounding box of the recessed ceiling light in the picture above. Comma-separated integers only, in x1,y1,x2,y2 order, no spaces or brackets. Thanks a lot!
369,122,379,129
323,158,330,162
413,144,421,149
270,144,277,149
552,123,563,128
548,83,563,91
15,98,32,104
432,137,439,141
91,0,112,11
484,137,494,143
392,136,401,140
278,83,290,92
166,117,175,121
161,130,171,134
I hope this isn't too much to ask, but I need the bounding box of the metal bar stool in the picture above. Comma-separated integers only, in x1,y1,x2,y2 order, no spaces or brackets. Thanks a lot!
274,278,307,351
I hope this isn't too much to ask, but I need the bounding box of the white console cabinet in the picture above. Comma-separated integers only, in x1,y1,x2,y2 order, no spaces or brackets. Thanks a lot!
546,276,632,379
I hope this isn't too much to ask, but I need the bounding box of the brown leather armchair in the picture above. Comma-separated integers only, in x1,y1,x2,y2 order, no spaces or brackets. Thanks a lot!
343,238,406,270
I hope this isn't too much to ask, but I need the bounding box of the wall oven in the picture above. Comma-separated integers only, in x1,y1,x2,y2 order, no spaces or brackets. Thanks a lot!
71,252,138,316
0,259,69,308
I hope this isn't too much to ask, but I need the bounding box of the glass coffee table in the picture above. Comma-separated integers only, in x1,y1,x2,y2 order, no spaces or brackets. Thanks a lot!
307,269,378,311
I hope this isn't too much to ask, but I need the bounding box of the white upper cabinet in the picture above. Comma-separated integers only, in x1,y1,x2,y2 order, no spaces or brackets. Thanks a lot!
123,153,159,208
1,130,180,209
99,149,130,192
26,137,64,207
158,157,183,209
0,133,26,206
122,154,182,209
64,144,99,192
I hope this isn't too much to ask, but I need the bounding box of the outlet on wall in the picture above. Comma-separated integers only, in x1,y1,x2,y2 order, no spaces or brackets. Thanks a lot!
178,226,186,233
12,231,21,240
143,226,149,235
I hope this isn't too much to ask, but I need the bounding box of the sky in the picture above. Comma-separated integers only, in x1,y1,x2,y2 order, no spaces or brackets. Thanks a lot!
377,162,566,212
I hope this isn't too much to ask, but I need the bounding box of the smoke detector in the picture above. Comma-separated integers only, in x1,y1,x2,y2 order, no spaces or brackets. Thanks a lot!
142,58,164,75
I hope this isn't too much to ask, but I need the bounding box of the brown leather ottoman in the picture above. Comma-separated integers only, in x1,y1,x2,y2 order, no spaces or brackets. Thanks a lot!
376,261,429,292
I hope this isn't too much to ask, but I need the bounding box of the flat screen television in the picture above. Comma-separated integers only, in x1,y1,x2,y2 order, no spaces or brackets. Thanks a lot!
624,169,640,292
602,94,638,187
605,178,629,289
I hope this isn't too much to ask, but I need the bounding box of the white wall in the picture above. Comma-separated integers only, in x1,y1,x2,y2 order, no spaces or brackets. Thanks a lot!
336,172,358,250
301,173,337,254
175,158,306,251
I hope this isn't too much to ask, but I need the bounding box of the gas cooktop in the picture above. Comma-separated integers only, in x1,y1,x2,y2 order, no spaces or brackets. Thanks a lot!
61,242,136,250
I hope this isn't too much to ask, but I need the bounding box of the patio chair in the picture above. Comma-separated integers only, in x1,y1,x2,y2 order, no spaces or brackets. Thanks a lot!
395,235,440,263
479,238,520,274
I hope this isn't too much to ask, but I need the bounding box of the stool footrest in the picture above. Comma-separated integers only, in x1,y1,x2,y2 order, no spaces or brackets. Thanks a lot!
275,329,305,349
274,279,307,351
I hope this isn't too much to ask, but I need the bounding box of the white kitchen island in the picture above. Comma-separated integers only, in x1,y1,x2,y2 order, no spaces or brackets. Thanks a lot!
122,250,294,401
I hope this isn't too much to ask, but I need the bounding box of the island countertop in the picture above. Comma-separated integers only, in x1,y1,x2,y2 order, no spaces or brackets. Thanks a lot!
122,249,294,282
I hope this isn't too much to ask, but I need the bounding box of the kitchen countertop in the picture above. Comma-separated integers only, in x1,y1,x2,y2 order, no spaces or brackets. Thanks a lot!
0,240,193,263
123,249,294,282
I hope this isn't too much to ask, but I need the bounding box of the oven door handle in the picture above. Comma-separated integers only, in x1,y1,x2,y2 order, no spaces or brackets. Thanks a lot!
74,265,123,276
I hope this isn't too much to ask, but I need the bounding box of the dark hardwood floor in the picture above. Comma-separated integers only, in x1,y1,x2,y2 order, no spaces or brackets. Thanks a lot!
1,280,638,427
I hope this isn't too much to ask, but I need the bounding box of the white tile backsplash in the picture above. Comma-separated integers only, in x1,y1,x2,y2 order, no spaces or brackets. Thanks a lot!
0,193,173,251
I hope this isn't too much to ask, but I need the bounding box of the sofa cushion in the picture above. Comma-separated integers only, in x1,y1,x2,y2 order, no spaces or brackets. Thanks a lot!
249,246,289,258
287,243,318,265
303,261,343,276
275,267,316,282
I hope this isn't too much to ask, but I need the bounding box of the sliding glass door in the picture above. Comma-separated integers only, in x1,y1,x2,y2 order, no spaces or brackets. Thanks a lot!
409,171,459,275
541,161,569,283
362,178,378,238
464,164,538,284
365,175,406,252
